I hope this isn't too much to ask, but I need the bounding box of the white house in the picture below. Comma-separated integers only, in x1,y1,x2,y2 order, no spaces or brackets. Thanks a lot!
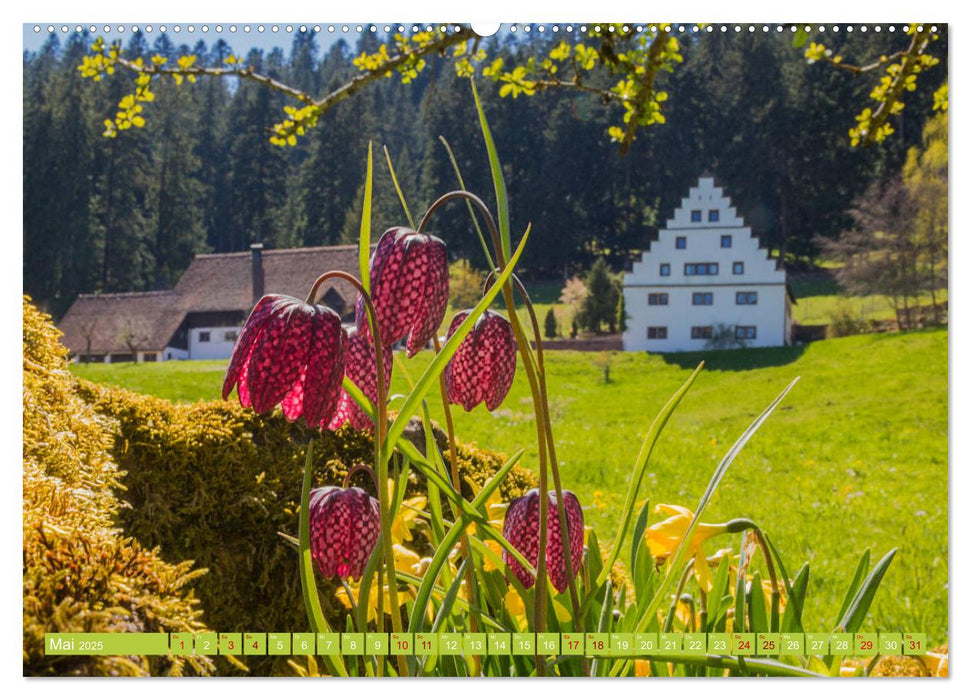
622,176,793,352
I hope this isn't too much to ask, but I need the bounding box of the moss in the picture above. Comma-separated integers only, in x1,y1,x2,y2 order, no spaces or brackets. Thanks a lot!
23,297,213,677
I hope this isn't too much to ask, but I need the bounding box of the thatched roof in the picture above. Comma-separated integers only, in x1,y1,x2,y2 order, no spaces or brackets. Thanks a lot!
57,245,365,356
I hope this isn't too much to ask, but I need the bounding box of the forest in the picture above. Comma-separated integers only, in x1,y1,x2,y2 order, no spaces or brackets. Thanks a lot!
23,26,947,318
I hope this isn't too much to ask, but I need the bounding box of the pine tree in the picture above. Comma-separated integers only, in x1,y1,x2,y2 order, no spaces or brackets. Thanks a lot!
579,259,619,334
544,307,558,339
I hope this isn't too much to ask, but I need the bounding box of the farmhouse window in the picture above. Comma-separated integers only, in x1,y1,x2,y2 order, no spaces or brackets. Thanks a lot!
199,331,211,343
709,210,720,222
660,263,671,277
691,326,714,339
676,236,687,249
721,234,732,248
142,353,157,362
225,331,239,342
647,326,668,339
690,210,702,222
733,261,744,275
685,262,718,276
736,291,758,305
692,292,714,306
735,325,757,340
648,293,669,306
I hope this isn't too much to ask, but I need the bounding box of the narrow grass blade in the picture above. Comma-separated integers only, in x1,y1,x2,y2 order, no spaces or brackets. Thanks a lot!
630,377,800,637
470,78,510,258
439,135,494,268
383,145,415,229
599,363,704,587
298,441,348,677
359,141,373,293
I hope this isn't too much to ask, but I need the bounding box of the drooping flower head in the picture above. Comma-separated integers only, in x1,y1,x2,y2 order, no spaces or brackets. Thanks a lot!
308,485,381,579
503,488,584,593
223,294,347,428
328,328,392,433
355,227,448,356
444,309,517,412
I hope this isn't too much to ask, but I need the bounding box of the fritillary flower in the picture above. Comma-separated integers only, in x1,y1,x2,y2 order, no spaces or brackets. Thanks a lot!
328,328,392,432
444,310,517,411
222,294,346,428
503,489,584,593
356,227,448,356
308,486,381,579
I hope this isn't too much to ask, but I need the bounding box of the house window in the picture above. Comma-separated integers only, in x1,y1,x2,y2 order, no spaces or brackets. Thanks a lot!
647,326,668,340
691,326,714,340
692,292,714,306
690,210,702,222
676,236,687,249
660,263,671,277
199,331,211,343
225,331,239,342
736,291,758,305
721,235,732,248
685,262,718,276
648,293,669,306
709,210,720,223
733,261,745,275
736,325,757,340
142,353,157,363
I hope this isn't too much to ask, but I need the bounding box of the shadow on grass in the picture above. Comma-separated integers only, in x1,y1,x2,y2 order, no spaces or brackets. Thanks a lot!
658,343,807,371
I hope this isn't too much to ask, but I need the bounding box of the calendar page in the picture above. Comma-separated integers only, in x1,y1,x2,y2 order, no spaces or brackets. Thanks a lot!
21,13,949,683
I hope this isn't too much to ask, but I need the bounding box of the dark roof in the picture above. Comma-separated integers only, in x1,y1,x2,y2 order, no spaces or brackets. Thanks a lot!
57,291,185,356
175,245,362,311
58,245,366,356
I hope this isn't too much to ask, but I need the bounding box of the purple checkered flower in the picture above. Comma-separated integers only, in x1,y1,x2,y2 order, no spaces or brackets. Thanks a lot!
308,486,381,579
222,294,347,429
444,310,517,412
503,489,584,593
356,227,448,357
328,328,392,433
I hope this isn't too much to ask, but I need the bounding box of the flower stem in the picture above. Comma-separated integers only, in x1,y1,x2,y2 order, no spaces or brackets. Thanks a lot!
433,335,483,675
418,191,551,675
306,270,407,677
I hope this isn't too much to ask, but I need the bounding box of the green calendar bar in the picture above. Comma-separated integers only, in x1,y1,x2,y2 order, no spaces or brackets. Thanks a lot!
44,633,169,656
42,631,934,658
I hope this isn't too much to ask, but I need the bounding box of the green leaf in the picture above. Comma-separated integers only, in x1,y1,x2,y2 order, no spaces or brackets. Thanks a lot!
383,144,415,229
780,563,809,634
792,26,810,49
747,571,768,633
470,78,510,259
297,441,347,677
629,497,652,574
837,548,897,633
359,142,373,294
836,549,870,624
705,557,732,631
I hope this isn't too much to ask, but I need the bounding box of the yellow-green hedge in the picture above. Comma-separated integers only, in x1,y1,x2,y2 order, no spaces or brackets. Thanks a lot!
23,297,213,677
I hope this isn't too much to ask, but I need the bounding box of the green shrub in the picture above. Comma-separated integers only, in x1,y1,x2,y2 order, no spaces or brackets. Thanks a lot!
23,297,213,677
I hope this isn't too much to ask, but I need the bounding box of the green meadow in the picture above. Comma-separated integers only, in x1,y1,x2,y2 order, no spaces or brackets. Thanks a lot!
72,329,948,643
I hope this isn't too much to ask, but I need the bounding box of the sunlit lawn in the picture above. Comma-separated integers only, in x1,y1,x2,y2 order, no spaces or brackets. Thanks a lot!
73,329,948,642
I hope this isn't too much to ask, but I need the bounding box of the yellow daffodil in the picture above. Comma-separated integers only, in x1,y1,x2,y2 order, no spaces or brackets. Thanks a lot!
634,659,652,677
387,479,427,545
644,504,728,592
335,579,414,623
504,588,528,628
919,652,948,677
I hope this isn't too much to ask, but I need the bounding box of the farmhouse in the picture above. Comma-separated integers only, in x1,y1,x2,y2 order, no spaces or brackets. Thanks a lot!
57,244,361,363
622,176,793,352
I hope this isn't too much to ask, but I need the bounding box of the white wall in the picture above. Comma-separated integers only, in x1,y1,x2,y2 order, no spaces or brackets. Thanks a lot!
188,326,240,360
163,346,190,361
623,177,788,352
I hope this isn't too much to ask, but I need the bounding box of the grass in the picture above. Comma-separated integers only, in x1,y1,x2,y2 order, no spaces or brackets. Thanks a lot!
789,274,948,326
72,329,948,643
